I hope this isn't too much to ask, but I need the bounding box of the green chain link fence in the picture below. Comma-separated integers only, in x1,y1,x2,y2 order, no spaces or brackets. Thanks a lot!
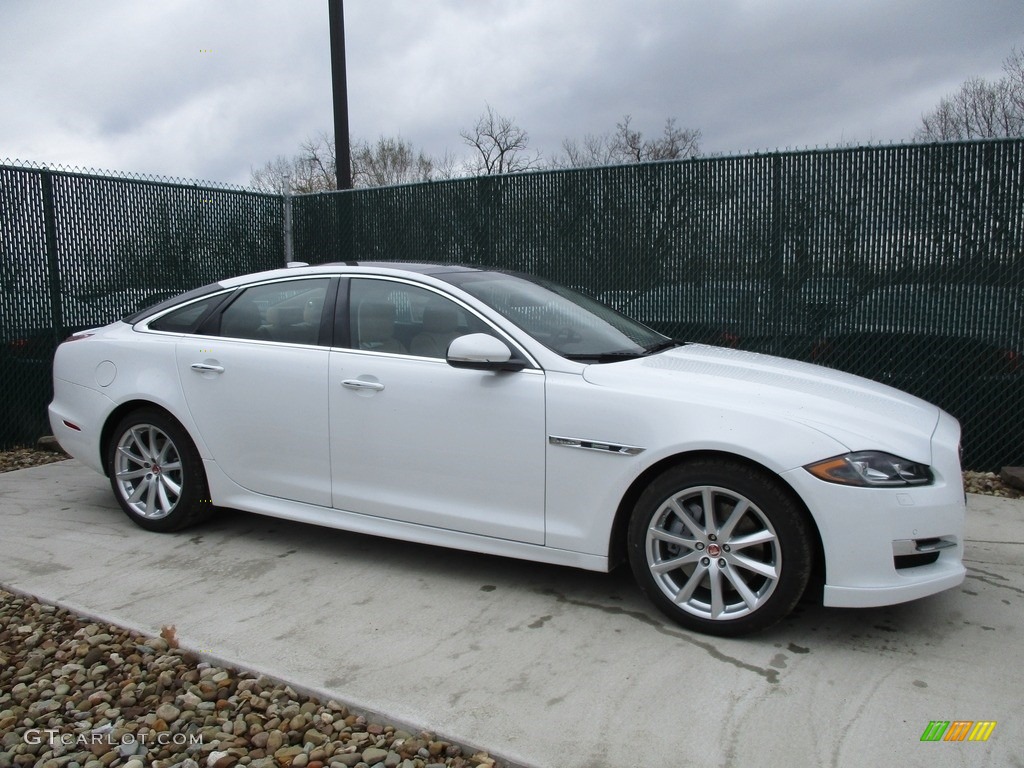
3,140,1023,468
1,161,285,448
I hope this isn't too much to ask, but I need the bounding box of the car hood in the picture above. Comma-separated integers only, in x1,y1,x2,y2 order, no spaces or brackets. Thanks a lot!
582,344,941,462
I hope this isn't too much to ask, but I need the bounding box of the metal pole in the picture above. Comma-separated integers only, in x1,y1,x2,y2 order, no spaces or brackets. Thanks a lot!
282,174,294,264
328,0,352,190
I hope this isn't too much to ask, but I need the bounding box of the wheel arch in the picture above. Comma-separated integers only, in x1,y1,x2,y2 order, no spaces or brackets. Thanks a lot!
608,450,826,586
99,400,193,477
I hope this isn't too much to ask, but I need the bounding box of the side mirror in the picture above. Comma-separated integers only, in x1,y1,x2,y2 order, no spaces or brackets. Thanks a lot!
447,333,525,372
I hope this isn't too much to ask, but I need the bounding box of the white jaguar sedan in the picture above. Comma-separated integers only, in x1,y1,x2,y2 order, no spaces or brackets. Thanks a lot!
49,263,966,636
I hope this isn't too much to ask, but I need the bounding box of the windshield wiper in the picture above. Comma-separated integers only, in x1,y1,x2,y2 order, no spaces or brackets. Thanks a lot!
562,351,645,363
643,339,684,355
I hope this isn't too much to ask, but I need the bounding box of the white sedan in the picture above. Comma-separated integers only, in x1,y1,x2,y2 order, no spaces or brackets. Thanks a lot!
49,263,966,636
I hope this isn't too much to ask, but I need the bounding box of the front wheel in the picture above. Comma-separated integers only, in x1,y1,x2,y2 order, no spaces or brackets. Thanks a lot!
107,409,211,532
627,459,812,636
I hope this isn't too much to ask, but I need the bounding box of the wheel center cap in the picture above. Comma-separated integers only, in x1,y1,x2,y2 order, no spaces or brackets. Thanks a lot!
706,543,721,557
152,464,162,475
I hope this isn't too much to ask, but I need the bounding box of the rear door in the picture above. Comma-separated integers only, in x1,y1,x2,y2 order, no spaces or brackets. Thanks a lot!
176,277,334,506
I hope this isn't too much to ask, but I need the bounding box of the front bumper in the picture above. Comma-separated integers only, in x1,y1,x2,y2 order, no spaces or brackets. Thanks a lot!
782,467,966,609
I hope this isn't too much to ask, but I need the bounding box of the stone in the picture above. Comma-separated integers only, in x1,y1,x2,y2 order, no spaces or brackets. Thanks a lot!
155,703,180,723
250,732,270,749
207,752,238,768
273,746,305,767
265,730,285,753
361,748,388,764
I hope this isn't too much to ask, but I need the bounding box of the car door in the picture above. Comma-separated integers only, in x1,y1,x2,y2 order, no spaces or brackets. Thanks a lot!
329,276,546,544
176,277,334,506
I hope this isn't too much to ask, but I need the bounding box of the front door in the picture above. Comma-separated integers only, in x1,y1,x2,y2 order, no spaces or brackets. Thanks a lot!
329,277,546,543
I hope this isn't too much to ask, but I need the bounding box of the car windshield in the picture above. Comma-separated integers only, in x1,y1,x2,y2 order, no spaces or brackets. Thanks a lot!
439,270,672,361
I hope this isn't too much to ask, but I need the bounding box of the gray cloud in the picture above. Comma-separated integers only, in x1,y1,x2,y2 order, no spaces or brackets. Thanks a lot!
1,0,1019,184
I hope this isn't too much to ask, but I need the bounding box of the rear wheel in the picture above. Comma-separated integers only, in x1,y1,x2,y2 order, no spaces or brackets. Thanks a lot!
107,409,211,532
628,459,812,636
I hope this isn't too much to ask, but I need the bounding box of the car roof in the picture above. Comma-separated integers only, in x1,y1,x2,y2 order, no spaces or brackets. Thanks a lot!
319,261,481,275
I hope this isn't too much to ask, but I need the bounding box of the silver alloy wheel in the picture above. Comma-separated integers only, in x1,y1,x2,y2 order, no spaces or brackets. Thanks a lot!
645,484,781,621
113,423,184,520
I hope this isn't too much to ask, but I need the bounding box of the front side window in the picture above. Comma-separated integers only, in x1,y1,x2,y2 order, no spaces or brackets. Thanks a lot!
215,278,329,344
348,278,484,358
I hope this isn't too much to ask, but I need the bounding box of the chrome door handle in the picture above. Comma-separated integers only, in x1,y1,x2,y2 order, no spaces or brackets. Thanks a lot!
190,363,225,374
342,379,385,392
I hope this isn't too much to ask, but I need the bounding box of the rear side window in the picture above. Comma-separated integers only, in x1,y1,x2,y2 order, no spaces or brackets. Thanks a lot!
147,295,225,333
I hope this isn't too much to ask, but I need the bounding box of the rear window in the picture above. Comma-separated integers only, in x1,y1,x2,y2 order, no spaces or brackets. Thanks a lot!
124,283,223,324
147,294,228,333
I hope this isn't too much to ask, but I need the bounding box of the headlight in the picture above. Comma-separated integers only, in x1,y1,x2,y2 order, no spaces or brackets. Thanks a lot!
805,451,933,487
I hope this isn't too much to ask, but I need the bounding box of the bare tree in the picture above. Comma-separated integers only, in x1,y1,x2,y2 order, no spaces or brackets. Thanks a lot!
1000,46,1024,127
249,155,300,195
461,105,543,175
553,115,702,168
249,131,336,194
251,132,444,192
916,48,1024,140
297,131,338,191
556,132,621,168
352,136,434,187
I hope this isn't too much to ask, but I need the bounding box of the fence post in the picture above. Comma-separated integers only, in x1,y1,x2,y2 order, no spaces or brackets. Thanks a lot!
768,153,785,355
40,171,64,342
283,187,294,265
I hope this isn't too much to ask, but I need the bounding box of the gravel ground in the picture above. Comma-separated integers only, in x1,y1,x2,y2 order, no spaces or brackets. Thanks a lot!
1,445,1020,768
0,589,503,768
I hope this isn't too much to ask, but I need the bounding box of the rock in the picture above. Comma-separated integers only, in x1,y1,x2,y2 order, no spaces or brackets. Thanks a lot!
303,728,328,746
155,703,180,722
273,746,305,767
250,732,270,749
1001,466,1024,491
207,752,238,768
361,747,388,764
265,730,285,753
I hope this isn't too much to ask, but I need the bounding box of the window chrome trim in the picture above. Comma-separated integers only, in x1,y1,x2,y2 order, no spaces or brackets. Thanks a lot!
548,436,646,456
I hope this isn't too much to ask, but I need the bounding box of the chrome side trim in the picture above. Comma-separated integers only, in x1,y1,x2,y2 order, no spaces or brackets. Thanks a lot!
891,536,958,557
548,435,645,456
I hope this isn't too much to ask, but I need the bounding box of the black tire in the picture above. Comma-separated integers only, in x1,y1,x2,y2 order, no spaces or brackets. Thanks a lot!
627,458,812,637
106,408,211,532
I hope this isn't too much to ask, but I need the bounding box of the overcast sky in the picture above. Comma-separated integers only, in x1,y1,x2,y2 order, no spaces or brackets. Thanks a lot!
1,1,1021,186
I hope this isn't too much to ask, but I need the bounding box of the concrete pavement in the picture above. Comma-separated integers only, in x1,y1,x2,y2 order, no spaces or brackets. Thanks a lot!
1,459,1021,767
